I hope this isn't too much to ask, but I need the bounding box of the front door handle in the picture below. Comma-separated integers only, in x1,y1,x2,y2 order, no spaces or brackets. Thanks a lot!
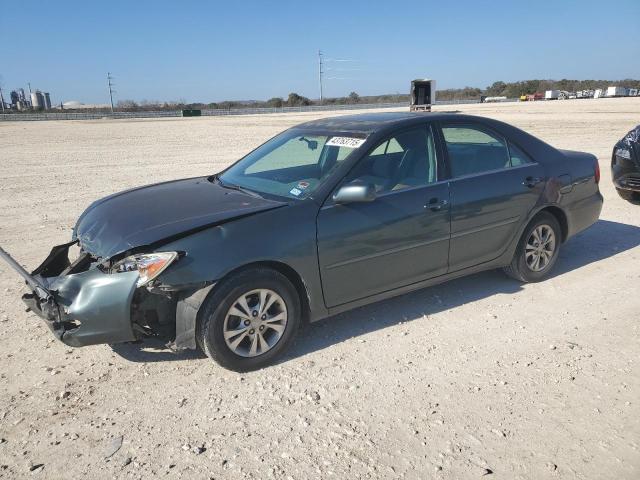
425,198,448,211
522,176,543,188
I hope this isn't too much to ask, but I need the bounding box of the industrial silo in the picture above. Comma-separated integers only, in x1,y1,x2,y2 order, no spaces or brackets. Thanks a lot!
31,91,44,110
43,92,51,109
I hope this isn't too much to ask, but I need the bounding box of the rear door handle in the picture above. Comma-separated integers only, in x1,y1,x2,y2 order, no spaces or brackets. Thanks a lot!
522,176,543,188
425,198,448,211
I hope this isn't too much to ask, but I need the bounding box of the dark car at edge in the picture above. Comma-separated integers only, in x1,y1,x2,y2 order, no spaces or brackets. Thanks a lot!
611,124,640,202
0,112,603,371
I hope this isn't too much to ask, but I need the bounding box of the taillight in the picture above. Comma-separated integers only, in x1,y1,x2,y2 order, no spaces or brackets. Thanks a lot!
594,159,600,184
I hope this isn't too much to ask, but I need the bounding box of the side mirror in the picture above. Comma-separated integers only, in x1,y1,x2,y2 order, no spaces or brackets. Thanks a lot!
332,182,376,204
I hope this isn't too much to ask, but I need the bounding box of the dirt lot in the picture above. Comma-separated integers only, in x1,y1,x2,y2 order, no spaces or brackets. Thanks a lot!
0,98,639,479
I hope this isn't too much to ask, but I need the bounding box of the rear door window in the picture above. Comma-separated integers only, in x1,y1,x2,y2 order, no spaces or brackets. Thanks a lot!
442,125,510,177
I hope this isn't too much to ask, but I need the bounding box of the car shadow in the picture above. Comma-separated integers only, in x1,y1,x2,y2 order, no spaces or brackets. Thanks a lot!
111,338,207,362
551,219,640,277
282,219,640,363
111,219,640,365
284,269,522,364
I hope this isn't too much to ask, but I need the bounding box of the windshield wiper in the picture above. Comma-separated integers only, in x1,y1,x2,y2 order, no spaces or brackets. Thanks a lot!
213,175,263,198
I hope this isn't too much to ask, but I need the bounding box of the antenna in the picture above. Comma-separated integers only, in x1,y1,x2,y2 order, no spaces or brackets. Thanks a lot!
107,72,115,112
318,50,324,102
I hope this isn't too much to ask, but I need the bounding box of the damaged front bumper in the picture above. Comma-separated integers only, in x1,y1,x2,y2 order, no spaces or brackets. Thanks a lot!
2,242,139,347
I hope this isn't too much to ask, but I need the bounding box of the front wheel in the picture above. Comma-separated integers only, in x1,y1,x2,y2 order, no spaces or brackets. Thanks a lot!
503,212,561,282
197,268,301,371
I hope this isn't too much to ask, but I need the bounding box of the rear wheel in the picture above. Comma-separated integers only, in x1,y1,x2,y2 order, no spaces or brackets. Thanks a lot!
503,212,561,282
197,268,301,371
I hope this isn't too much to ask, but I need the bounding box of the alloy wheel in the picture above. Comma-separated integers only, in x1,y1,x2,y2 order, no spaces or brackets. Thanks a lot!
223,289,288,357
525,224,556,272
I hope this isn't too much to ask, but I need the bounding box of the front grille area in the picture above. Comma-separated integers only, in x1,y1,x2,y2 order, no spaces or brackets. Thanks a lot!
626,176,640,189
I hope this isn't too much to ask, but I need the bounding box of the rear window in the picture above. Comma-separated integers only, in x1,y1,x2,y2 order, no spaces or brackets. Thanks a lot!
442,127,501,145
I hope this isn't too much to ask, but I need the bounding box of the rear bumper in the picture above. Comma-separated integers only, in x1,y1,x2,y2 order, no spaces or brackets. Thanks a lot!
567,190,604,239
13,243,140,347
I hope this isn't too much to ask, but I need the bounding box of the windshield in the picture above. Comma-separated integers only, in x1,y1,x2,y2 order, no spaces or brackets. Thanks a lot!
219,129,365,199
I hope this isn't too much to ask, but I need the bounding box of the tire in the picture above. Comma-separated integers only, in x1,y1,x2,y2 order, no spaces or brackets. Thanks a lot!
616,188,639,202
503,212,561,283
196,268,301,371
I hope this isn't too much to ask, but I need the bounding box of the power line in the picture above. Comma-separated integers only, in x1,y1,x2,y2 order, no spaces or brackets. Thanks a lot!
318,53,368,97
107,72,115,112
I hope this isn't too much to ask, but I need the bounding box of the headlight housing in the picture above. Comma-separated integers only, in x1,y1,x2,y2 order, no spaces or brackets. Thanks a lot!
615,147,632,160
111,252,178,287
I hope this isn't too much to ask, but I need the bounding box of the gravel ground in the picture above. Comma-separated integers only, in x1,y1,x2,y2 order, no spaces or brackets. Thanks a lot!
0,98,639,479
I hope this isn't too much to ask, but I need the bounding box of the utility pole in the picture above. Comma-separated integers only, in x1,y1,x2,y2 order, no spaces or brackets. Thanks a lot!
318,50,323,103
107,72,115,112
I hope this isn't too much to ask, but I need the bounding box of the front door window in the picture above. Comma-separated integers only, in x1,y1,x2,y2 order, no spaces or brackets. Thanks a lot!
344,126,438,193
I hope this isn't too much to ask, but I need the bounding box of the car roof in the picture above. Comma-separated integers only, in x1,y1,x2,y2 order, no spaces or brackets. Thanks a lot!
294,111,481,134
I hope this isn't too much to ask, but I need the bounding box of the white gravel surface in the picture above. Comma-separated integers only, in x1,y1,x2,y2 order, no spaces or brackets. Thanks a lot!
0,98,639,479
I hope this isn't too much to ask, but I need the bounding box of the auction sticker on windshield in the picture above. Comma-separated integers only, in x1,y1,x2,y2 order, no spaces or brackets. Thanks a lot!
326,136,366,148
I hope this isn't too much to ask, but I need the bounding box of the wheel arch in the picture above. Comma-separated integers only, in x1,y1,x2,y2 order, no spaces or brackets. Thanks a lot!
535,205,569,242
210,260,311,322
244,261,310,321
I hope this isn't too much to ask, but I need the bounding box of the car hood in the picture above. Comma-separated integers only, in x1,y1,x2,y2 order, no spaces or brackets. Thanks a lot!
73,176,286,259
617,124,640,164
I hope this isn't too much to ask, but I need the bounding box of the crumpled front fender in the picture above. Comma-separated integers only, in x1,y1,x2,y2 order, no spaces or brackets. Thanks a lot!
49,269,140,347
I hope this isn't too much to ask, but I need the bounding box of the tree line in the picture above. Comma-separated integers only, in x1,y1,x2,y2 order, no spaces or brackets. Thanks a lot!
114,78,640,111
115,91,372,111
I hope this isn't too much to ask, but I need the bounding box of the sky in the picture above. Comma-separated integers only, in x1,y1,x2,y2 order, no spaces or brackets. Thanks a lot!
1,0,639,105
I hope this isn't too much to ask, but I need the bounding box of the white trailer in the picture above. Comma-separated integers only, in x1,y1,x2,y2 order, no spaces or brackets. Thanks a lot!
410,79,436,112
607,86,627,97
545,90,560,100
483,96,508,103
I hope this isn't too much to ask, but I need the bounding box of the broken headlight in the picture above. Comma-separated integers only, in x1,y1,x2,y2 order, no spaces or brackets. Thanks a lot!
111,252,178,287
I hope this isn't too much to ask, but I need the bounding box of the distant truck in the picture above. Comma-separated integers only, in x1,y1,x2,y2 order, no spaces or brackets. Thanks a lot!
576,90,595,99
409,79,435,111
545,90,560,100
